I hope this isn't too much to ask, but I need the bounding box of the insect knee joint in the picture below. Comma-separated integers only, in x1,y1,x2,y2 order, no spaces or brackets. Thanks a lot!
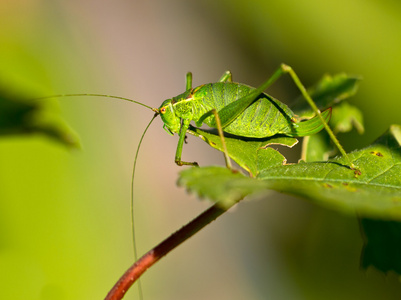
281,63,292,72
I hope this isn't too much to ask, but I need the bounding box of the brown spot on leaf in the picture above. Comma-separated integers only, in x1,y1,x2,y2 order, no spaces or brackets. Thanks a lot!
341,182,357,192
370,151,384,157
354,169,362,177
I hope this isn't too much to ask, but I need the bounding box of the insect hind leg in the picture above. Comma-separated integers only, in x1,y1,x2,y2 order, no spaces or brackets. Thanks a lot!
278,64,356,170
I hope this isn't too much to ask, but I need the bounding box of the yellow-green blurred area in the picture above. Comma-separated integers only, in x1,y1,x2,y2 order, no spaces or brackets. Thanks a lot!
1,0,401,299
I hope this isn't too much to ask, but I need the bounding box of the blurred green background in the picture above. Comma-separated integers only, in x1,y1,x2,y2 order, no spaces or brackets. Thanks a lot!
1,0,401,299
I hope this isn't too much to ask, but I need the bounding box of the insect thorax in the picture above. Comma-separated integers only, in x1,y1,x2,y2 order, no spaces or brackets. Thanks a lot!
171,89,210,120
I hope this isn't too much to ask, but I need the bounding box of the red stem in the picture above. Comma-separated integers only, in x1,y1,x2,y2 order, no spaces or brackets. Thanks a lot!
105,202,232,300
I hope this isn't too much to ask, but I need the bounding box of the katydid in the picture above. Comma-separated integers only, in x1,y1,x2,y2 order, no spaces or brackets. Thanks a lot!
44,64,354,170
38,63,356,299
158,64,354,170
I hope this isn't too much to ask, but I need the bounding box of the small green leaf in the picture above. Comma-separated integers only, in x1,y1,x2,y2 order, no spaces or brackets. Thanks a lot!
188,125,298,177
291,73,361,119
179,125,401,220
0,87,79,147
331,101,364,134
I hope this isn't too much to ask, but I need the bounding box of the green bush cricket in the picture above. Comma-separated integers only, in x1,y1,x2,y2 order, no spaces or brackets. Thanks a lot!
46,63,355,171
38,63,356,299
157,64,354,170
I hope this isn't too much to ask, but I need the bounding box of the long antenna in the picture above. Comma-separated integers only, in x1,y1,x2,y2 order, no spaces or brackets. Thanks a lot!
36,93,160,299
34,94,158,112
130,112,159,299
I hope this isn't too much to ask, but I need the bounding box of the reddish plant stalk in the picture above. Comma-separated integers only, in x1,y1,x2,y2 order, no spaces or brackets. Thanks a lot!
105,201,234,300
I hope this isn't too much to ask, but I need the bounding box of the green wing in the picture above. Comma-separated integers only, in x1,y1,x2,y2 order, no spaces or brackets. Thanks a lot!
217,83,273,128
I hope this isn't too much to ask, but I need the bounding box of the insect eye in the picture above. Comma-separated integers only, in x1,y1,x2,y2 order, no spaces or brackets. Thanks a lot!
160,107,166,114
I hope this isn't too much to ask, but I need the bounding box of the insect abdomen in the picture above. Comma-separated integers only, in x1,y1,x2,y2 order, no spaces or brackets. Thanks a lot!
194,82,295,138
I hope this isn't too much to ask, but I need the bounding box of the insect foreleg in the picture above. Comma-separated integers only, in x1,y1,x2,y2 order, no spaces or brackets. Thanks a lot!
279,64,356,170
175,118,199,166
219,71,233,83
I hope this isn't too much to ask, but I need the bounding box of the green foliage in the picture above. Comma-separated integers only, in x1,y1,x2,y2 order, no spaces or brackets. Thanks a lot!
0,87,79,147
291,73,361,118
180,124,401,275
179,124,401,218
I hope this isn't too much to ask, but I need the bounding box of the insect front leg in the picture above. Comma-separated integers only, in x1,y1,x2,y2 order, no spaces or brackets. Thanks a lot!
175,118,199,166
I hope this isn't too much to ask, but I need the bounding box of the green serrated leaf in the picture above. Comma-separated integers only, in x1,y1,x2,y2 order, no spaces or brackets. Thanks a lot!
291,73,361,119
179,125,401,220
0,87,80,147
188,125,298,177
178,166,268,208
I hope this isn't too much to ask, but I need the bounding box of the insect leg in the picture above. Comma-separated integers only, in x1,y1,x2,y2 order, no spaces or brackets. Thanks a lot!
186,72,192,91
211,109,232,170
219,71,233,82
175,118,199,166
279,64,356,170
